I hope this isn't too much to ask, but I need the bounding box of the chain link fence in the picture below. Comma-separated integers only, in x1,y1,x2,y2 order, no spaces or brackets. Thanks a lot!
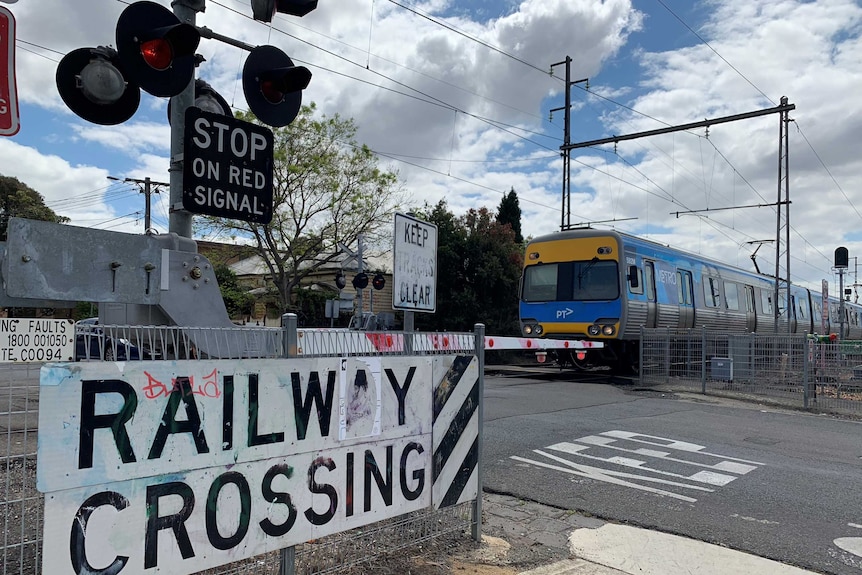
639,328,862,415
0,318,483,575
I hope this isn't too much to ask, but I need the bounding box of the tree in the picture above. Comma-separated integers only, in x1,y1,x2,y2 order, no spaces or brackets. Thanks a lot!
214,264,254,319
414,200,523,335
496,187,523,244
198,104,404,314
0,175,69,241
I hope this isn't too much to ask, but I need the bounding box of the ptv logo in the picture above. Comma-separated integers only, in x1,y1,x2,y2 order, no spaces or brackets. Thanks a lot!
556,308,573,319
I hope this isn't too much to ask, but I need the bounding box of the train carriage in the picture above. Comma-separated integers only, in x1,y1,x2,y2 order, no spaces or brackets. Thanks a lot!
519,228,862,373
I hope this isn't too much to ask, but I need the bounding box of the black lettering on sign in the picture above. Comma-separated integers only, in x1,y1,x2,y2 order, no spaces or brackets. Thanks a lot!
145,482,196,569
400,442,425,501
364,445,393,512
79,380,138,469
346,452,355,517
148,377,210,460
206,471,251,550
305,457,337,525
248,373,284,447
223,375,234,450
70,491,130,575
385,367,416,425
292,371,336,440
260,463,298,537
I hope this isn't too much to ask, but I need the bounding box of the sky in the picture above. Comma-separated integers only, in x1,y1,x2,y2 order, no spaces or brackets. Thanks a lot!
1,0,862,293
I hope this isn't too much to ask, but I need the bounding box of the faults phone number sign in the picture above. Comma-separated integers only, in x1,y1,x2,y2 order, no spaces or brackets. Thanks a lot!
0,318,74,362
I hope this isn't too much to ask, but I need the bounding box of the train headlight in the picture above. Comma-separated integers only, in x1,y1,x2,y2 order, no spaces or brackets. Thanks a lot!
524,325,533,335
602,325,616,336
588,325,601,336
535,325,544,335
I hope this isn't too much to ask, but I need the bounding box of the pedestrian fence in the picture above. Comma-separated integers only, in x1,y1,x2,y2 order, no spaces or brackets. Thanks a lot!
1,316,486,575
639,328,862,416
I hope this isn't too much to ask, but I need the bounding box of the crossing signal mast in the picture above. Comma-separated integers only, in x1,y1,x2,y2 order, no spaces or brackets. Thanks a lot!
56,0,318,237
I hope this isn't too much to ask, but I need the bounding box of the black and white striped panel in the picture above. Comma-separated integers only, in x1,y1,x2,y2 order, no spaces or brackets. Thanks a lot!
431,354,480,508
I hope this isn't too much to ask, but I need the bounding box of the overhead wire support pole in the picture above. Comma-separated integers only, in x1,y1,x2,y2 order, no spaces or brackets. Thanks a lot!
671,200,786,218
775,96,792,333
549,56,587,230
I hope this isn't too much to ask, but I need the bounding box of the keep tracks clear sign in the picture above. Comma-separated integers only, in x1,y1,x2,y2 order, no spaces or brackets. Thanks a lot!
393,212,438,312
183,108,274,224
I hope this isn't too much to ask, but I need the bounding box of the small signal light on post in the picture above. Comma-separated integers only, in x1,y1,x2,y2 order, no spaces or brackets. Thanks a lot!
352,273,368,290
372,273,385,291
335,271,346,290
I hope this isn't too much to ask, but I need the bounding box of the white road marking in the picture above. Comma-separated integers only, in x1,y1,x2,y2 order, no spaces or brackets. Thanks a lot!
548,442,738,486
834,537,862,557
511,455,703,503
849,523,862,530
598,431,765,465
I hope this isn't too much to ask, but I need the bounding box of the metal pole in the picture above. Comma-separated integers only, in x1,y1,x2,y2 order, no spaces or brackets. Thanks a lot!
143,177,152,233
404,311,414,353
280,312,297,575
839,268,845,340
471,323,485,542
169,2,197,238
356,235,364,324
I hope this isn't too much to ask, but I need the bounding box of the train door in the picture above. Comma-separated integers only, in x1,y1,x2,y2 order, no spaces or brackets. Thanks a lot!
744,285,756,332
644,261,658,328
677,269,694,328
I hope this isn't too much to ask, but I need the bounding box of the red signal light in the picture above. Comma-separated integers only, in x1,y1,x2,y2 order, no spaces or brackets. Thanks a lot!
140,38,173,71
260,80,284,104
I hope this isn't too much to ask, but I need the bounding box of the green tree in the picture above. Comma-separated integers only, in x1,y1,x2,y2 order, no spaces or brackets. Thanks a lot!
414,200,523,335
214,265,254,319
496,187,523,244
198,104,404,314
0,175,69,240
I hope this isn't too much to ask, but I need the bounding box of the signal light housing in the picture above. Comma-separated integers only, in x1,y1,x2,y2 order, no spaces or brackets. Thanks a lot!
334,271,346,290
352,273,369,290
56,46,141,125
251,0,318,23
243,45,310,127
372,273,385,291
115,0,201,97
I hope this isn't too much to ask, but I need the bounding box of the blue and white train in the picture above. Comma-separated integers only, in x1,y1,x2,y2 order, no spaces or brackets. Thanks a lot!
518,228,861,372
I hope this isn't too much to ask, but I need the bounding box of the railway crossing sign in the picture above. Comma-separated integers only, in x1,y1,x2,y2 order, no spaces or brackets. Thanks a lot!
393,212,437,313
182,108,274,224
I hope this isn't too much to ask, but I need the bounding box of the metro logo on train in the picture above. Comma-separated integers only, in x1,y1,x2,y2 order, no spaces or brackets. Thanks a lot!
519,228,854,373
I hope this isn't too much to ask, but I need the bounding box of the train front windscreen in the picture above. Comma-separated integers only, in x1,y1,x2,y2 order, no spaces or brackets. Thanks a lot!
522,259,620,303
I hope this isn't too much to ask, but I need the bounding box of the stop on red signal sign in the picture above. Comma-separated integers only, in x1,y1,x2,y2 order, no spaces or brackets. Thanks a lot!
0,6,19,137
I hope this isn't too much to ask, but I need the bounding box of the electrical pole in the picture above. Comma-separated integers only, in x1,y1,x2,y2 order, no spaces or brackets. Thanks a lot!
549,56,587,231
109,176,168,233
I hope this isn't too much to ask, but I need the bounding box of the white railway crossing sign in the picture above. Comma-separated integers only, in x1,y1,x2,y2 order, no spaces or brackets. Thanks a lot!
512,430,765,503
0,318,74,362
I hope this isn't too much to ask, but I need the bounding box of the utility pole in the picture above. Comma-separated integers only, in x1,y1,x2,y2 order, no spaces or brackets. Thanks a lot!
108,176,168,233
549,56,587,231
774,96,792,333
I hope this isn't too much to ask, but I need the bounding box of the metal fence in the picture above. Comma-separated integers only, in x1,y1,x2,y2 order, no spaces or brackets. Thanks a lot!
0,317,484,575
639,328,862,415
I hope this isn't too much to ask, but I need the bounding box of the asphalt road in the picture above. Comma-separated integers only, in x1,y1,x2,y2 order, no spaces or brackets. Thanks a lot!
481,369,862,575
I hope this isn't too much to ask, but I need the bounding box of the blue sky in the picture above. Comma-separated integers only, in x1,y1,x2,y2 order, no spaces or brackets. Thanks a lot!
2,0,862,292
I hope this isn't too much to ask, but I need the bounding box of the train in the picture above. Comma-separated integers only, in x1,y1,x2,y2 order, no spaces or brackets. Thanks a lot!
518,227,862,373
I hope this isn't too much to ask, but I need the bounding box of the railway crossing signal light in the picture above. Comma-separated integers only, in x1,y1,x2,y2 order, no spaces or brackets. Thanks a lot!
352,272,368,290
251,0,318,23
167,79,233,122
243,45,310,127
372,273,385,291
115,0,201,97
56,46,141,125
335,271,346,290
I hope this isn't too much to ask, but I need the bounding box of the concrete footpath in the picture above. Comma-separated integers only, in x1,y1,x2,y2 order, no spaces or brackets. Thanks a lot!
476,493,821,575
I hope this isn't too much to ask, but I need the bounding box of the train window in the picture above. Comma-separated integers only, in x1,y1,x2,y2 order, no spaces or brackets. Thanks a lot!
744,286,755,313
572,260,620,300
761,291,773,314
797,298,807,320
704,277,721,307
522,264,558,302
724,282,740,311
629,266,644,295
644,262,656,302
